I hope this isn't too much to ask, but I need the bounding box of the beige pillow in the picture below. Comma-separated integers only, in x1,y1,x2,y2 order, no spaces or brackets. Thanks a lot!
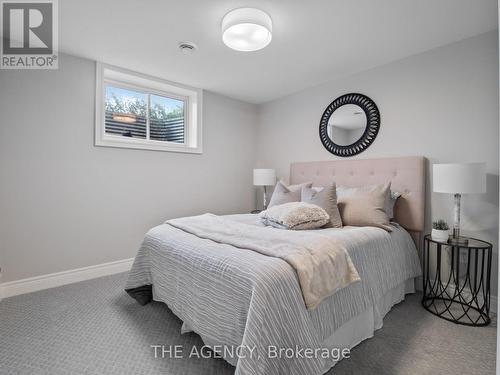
337,185,400,220
268,181,312,208
301,184,342,228
337,183,392,231
260,202,330,230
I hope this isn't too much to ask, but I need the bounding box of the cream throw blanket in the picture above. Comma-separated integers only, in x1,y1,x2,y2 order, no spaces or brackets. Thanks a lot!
167,214,360,309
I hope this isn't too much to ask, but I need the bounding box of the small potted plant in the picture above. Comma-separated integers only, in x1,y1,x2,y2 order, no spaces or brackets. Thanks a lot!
432,219,449,242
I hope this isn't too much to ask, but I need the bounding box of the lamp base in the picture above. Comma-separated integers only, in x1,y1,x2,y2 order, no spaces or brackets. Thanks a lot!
449,194,468,246
448,235,469,246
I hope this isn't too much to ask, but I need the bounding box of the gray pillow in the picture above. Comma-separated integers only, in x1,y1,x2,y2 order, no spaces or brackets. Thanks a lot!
268,181,312,208
282,180,313,192
387,191,402,220
301,184,342,228
260,202,330,230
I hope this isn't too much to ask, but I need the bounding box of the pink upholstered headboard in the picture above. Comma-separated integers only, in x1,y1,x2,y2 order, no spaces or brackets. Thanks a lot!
290,156,426,233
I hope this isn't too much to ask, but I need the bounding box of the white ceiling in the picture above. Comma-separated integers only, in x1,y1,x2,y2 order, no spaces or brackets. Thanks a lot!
56,0,497,104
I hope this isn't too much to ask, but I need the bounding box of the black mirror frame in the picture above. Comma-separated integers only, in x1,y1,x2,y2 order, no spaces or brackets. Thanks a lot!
319,93,380,157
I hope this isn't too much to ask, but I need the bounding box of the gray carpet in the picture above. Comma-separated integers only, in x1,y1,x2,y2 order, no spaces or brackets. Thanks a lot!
0,273,496,375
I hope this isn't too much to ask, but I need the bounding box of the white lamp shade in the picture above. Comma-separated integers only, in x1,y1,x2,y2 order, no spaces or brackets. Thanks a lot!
222,8,272,52
253,169,276,186
433,163,486,194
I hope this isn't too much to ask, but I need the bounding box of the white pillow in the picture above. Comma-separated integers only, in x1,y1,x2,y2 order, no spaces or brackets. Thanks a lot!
260,202,330,230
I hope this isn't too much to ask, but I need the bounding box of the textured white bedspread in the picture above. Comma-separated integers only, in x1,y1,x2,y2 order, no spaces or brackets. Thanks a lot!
125,214,421,375
167,214,360,309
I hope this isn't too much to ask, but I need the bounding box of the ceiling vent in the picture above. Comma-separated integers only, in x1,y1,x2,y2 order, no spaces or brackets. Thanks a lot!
178,42,197,55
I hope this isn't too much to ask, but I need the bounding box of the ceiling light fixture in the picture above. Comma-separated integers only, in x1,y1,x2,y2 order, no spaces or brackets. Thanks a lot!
221,8,272,52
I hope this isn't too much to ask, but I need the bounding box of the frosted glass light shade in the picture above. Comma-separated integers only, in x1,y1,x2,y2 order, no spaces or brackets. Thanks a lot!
222,8,272,52
433,163,486,194
253,169,276,186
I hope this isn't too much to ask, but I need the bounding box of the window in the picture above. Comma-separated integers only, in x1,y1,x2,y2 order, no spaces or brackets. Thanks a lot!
95,63,202,153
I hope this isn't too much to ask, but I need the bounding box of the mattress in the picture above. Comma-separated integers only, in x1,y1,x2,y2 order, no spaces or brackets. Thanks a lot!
126,214,422,375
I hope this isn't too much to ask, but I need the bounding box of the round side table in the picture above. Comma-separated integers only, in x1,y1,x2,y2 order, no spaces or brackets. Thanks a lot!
422,234,492,326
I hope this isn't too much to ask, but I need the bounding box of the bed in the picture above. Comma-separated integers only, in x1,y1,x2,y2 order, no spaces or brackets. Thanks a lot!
125,156,425,375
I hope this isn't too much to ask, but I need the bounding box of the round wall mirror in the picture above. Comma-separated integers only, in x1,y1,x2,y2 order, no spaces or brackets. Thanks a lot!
319,93,380,157
327,104,367,146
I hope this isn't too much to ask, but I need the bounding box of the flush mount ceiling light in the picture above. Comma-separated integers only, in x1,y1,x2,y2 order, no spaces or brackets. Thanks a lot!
221,8,272,52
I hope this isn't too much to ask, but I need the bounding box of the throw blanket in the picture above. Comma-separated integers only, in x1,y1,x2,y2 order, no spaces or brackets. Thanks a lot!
167,214,360,309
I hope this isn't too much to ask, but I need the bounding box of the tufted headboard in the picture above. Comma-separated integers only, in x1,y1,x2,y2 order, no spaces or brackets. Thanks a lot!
290,156,426,234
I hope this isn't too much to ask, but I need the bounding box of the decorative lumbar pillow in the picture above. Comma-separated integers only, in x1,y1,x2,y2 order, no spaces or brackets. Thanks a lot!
301,184,342,228
260,202,330,230
337,183,392,231
268,181,312,208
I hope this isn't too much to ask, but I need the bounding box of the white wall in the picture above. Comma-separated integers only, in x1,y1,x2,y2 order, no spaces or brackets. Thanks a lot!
256,31,499,295
0,32,498,298
0,53,257,283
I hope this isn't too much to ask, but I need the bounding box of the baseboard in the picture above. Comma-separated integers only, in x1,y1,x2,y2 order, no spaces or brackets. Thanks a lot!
1,261,497,314
0,258,134,301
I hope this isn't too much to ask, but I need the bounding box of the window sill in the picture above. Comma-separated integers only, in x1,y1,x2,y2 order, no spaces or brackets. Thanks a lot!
95,136,203,154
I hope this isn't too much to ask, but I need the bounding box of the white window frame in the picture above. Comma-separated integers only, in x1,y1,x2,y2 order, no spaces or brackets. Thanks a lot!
95,62,202,154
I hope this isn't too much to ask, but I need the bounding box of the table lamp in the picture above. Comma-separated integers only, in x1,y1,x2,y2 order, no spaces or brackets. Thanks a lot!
433,163,486,245
253,169,276,210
